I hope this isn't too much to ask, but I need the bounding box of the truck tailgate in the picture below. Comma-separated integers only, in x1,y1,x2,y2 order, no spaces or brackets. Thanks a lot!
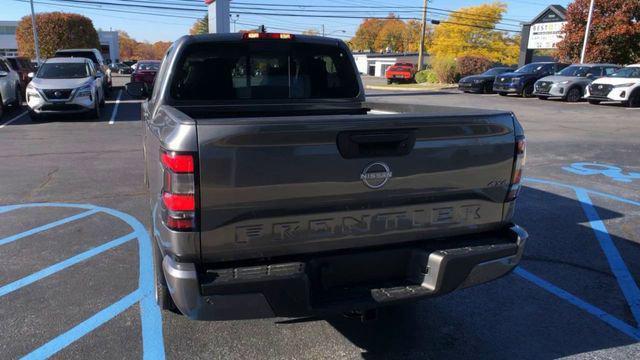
197,111,516,263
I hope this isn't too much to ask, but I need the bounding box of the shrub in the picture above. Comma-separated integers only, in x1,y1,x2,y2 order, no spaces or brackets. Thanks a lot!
456,56,493,77
431,56,459,84
414,69,438,83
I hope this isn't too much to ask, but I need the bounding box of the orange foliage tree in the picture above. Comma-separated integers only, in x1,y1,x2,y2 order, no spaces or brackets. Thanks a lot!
15,12,100,59
557,0,640,64
350,15,429,53
118,31,172,61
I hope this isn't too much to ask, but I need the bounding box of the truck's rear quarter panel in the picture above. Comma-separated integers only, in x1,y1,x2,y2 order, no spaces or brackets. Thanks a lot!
196,110,516,263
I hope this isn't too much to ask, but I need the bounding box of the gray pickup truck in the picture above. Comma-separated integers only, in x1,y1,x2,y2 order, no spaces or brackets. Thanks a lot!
127,32,528,321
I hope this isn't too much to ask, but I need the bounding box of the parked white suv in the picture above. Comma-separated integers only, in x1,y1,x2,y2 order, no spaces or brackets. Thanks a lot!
585,64,640,107
0,56,22,118
26,57,104,120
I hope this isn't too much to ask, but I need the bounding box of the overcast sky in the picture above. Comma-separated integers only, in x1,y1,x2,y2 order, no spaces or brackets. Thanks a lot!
5,0,571,43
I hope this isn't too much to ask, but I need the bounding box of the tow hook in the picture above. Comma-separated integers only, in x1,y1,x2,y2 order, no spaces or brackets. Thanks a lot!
342,308,378,322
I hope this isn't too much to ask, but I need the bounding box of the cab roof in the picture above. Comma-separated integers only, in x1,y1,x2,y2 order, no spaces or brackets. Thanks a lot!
45,57,91,64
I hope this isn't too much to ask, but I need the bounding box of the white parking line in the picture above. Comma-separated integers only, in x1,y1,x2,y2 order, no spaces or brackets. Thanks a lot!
0,110,28,129
108,90,123,125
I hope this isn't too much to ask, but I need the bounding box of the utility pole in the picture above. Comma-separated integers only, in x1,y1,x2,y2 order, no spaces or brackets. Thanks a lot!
322,24,325,37
29,0,41,65
417,0,428,71
580,0,595,63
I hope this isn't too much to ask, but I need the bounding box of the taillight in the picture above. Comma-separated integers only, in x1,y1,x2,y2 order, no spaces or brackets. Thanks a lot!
242,32,294,40
506,136,526,202
160,149,197,231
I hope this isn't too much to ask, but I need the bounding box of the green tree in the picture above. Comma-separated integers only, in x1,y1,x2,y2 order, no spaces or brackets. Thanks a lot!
557,0,640,64
16,12,100,59
189,15,208,35
430,2,519,65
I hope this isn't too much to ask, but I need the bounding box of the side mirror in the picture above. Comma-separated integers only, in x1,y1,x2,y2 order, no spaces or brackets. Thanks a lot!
125,82,149,99
28,72,35,78
0,71,8,77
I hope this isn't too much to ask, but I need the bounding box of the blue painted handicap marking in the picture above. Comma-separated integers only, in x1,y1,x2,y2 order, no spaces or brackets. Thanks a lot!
522,178,640,341
563,162,640,183
0,203,165,360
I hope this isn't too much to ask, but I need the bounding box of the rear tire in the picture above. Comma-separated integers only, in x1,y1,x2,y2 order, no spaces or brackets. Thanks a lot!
153,237,177,312
537,96,548,100
588,99,601,105
386,79,392,85
566,87,582,103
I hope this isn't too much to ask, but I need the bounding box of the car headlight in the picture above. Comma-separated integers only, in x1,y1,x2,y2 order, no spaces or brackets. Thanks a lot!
26,84,40,100
473,79,483,84
614,83,635,88
76,85,93,98
511,77,521,83
558,80,570,85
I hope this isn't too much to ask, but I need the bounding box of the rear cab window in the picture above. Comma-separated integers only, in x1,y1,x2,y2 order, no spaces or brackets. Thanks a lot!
55,51,99,66
170,41,359,101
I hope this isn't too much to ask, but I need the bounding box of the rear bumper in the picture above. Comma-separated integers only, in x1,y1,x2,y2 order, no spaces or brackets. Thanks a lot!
163,224,528,320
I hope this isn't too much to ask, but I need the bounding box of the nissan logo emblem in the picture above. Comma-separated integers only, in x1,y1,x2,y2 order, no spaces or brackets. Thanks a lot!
360,162,392,189
54,91,62,97
598,85,603,89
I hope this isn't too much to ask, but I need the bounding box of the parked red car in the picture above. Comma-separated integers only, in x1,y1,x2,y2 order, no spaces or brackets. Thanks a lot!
131,60,161,88
6,56,36,89
385,62,417,84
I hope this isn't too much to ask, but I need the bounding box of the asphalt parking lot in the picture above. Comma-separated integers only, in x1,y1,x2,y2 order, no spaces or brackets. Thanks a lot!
1,75,639,359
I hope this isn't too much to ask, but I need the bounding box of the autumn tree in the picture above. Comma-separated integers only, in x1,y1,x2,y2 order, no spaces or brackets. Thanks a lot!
15,12,100,59
374,16,407,52
152,41,172,59
403,19,427,53
118,31,172,60
189,15,208,35
556,0,640,64
430,2,520,65
350,16,430,53
350,18,385,51
119,31,137,60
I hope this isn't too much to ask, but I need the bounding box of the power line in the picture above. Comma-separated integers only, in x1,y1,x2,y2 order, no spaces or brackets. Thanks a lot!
12,0,201,19
232,1,526,24
229,6,521,29
228,11,520,33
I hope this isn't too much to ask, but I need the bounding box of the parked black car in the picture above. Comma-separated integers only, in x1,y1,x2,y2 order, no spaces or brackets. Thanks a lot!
493,62,569,97
458,67,513,93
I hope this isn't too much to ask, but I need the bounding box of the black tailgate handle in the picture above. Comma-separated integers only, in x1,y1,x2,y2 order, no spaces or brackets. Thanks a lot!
337,130,416,159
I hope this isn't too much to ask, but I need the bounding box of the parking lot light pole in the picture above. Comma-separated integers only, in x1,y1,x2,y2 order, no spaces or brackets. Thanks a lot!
580,0,595,63
417,0,428,71
29,0,42,65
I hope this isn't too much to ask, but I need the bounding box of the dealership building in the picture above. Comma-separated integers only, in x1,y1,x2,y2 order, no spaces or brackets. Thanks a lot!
0,21,18,57
0,20,119,62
